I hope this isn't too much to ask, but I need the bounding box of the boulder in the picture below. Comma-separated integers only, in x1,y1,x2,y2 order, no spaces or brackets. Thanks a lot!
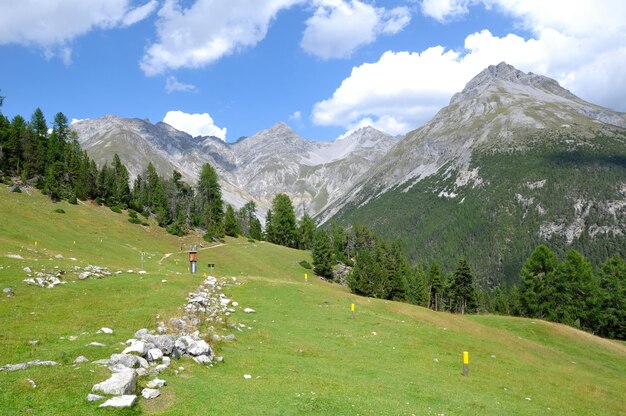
223,334,236,342
146,378,166,389
187,340,212,356
141,388,161,399
243,308,256,313
147,348,163,362
3,288,14,296
98,395,137,408
174,336,194,354
23,267,32,273
135,368,148,377
122,340,147,356
97,327,113,334
109,353,140,369
192,355,211,365
134,328,150,338
143,335,174,355
92,369,136,395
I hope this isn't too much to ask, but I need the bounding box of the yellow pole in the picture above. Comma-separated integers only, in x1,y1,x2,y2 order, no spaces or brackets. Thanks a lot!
463,351,469,376
304,273,308,282
351,303,355,319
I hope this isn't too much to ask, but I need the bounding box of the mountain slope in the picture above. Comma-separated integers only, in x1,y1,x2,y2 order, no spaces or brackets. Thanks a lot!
319,63,626,284
71,118,399,216
1,184,625,415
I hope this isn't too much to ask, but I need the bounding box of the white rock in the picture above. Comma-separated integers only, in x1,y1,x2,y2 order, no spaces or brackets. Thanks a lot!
92,369,136,395
187,340,212,356
147,348,163,362
97,327,113,334
89,342,106,347
55,254,63,259
146,378,166,388
232,301,239,307
27,378,37,388
86,393,103,402
192,355,212,364
220,298,231,306
138,270,147,274
73,356,89,365
78,272,91,280
135,368,148,377
122,340,147,356
243,374,252,379
243,308,256,313
23,267,32,273
142,388,160,399
153,364,168,373
98,395,137,408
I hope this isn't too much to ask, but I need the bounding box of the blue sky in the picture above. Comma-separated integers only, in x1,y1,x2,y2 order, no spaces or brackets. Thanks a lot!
1,1,625,142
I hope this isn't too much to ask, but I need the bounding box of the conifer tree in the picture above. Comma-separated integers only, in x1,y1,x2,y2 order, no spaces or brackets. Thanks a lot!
297,213,316,250
449,259,478,314
312,229,334,278
269,193,297,248
264,209,274,242
519,244,559,318
428,261,444,311
224,204,241,237
197,163,224,239
249,217,263,241
595,255,626,339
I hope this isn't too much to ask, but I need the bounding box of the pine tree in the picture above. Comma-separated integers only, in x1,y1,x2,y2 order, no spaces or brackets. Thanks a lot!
519,244,559,318
449,259,478,314
428,261,444,311
249,217,263,240
269,194,297,248
408,262,429,306
385,240,410,301
595,255,626,339
264,209,274,242
238,200,257,237
312,229,334,279
546,250,598,329
297,213,316,250
224,205,241,237
197,163,224,239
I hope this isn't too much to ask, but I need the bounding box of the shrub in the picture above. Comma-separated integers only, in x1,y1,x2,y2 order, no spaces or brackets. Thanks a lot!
299,260,312,270
128,210,141,224
54,208,65,214
248,238,256,243
110,205,122,214
68,194,78,205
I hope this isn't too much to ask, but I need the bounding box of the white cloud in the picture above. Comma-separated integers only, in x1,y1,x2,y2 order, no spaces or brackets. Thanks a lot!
165,76,198,93
163,110,227,140
314,1,626,134
0,0,157,61
71,118,89,125
289,110,302,121
140,0,301,75
421,0,473,22
301,0,411,59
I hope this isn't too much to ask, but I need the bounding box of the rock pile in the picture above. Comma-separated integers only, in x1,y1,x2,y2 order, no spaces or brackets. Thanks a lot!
22,264,124,288
87,275,240,408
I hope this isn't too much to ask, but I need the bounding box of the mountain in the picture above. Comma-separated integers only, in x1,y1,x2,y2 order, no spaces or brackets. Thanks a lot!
319,62,626,284
71,117,399,218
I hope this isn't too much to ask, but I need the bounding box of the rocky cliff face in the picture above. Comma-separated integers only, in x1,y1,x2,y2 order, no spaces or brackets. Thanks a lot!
71,117,399,218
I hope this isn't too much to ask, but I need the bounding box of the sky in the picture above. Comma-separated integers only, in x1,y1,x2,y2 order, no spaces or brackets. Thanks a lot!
0,0,625,143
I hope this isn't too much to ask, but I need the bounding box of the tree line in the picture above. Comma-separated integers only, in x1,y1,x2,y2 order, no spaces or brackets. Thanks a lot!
311,221,625,340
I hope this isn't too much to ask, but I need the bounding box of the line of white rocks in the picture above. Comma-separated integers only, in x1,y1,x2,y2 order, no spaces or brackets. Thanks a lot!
21,264,145,289
89,275,251,409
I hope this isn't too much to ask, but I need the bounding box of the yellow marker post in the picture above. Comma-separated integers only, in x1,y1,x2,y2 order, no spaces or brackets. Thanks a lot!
35,241,38,247
351,303,355,319
463,351,469,376
304,273,308,282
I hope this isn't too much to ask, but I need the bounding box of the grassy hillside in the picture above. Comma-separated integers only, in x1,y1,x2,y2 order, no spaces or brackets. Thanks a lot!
330,127,626,285
1,184,625,415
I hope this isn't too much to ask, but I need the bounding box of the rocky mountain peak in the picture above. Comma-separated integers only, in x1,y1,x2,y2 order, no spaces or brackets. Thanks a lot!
450,62,578,105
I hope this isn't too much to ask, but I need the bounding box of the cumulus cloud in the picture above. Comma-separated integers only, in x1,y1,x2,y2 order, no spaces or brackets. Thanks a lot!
0,0,157,61
301,0,411,59
165,76,198,94
140,0,301,75
163,110,227,140
289,110,302,121
314,0,626,135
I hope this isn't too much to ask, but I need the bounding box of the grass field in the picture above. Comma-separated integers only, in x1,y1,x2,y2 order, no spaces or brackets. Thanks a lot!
1,184,625,415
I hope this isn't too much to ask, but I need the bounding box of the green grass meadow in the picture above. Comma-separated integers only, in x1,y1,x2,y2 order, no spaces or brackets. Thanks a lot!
1,185,625,415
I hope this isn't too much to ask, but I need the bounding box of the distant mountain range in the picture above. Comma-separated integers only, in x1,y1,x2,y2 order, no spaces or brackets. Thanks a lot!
71,118,399,218
71,62,626,283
